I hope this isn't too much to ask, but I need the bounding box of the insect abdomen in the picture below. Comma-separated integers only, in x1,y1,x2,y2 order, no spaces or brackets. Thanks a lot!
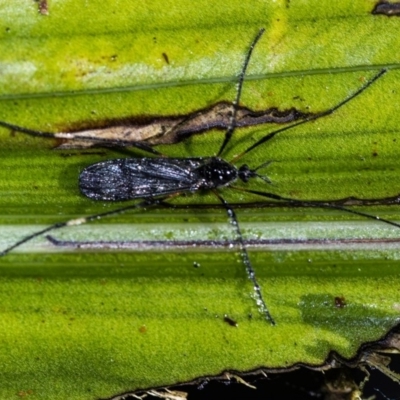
79,157,202,201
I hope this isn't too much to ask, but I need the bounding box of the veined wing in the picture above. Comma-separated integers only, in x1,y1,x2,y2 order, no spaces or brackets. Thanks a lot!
79,157,205,201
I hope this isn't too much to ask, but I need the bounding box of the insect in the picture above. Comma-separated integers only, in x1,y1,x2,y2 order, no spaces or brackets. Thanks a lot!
0,28,395,325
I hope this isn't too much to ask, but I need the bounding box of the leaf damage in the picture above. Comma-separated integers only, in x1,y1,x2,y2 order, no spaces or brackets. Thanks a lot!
49,102,309,149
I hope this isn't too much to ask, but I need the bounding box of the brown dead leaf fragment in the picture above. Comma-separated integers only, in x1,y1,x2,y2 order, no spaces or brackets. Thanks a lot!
52,102,309,149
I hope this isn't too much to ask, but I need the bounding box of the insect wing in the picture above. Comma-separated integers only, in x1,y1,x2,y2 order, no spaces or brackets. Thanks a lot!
79,158,204,201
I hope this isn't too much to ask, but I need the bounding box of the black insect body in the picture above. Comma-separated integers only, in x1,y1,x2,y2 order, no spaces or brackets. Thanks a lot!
79,157,256,201
0,28,395,325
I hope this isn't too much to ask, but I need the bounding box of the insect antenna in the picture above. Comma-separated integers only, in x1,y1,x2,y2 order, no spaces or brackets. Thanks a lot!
213,190,275,325
216,28,265,158
230,68,387,163
252,174,272,185
0,196,173,257
250,160,274,184
0,119,163,156
253,160,274,172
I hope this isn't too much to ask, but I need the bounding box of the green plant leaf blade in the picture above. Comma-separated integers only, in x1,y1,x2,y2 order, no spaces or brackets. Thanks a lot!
1,1,400,399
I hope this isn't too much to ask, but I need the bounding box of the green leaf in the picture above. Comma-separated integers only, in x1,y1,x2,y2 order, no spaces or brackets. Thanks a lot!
1,1,400,399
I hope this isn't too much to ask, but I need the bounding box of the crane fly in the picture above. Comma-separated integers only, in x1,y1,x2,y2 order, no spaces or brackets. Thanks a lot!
0,28,393,325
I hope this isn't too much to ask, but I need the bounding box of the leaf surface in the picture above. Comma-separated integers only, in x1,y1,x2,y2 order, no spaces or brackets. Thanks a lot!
1,1,400,399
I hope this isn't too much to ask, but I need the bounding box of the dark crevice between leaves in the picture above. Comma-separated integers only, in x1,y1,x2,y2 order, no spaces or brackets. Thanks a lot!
106,324,400,400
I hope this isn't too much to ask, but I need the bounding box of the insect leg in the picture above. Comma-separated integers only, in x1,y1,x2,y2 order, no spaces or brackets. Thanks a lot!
0,196,173,256
151,28,266,155
217,28,265,157
0,27,262,158
231,186,400,229
0,119,163,156
231,68,387,163
213,190,276,325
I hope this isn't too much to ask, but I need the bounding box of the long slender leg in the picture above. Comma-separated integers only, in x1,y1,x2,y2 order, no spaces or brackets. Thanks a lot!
0,120,163,156
231,69,387,163
213,190,275,325
145,193,400,210
217,28,265,157
0,29,267,159
152,28,265,157
231,186,400,229
0,29,265,158
0,196,173,256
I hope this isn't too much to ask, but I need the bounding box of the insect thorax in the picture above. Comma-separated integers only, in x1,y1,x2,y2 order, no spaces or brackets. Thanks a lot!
194,157,239,190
